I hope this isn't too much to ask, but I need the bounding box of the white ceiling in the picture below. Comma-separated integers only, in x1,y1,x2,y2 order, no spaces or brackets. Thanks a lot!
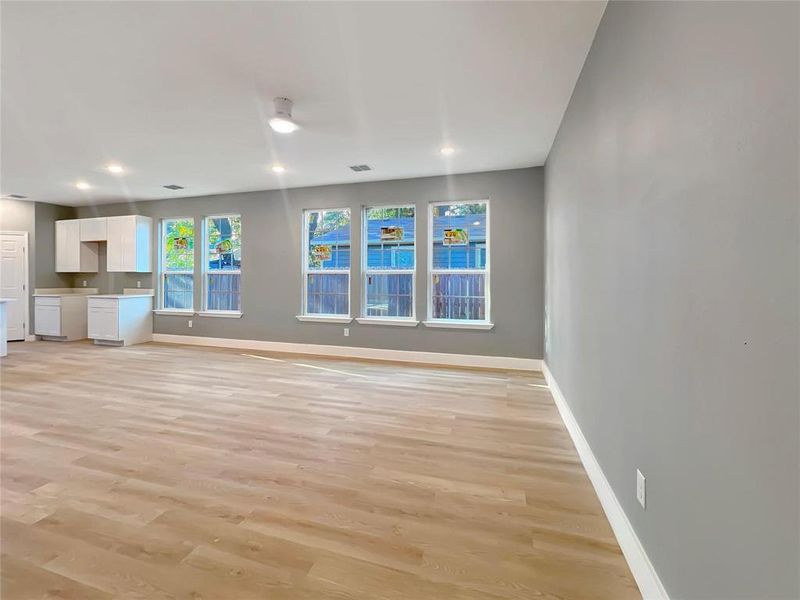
1,1,605,207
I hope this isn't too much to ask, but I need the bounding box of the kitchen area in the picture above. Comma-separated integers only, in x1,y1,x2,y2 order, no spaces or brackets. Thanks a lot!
33,215,154,346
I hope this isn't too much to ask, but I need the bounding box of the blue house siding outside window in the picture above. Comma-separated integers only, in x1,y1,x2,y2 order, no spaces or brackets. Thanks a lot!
362,206,415,319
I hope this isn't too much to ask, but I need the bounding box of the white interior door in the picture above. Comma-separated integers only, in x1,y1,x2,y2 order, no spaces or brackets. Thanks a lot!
0,232,28,340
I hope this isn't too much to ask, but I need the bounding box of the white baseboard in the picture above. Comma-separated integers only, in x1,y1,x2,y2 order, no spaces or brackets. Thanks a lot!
152,333,543,371
542,362,669,600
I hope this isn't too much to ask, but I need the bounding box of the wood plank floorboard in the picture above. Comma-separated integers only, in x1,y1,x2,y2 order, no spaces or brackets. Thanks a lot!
1,340,640,599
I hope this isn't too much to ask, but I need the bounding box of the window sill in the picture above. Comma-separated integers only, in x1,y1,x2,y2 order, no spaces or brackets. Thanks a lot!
296,315,353,324
154,310,194,317
355,318,419,327
423,320,495,330
198,311,243,319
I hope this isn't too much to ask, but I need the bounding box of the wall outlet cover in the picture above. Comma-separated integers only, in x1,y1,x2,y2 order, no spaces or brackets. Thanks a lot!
343,328,350,337
188,320,193,328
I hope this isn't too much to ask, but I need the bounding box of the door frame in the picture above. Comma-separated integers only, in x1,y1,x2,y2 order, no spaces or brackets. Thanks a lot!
0,230,30,340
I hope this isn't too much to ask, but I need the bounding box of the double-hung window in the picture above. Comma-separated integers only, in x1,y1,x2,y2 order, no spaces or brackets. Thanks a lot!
362,205,415,321
428,200,491,325
159,218,195,311
302,208,351,317
203,215,242,313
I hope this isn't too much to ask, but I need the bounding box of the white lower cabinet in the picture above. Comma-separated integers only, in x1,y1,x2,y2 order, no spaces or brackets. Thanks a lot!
88,300,119,341
34,294,91,341
34,302,61,337
87,295,152,346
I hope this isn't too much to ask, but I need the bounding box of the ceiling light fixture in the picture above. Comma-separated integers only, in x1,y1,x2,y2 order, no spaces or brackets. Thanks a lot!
271,164,286,174
268,97,299,134
75,181,91,190
440,145,456,156
106,163,124,174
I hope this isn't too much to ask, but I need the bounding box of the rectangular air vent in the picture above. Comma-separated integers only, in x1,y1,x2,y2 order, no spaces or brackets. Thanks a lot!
163,184,184,190
6,194,27,199
349,164,371,172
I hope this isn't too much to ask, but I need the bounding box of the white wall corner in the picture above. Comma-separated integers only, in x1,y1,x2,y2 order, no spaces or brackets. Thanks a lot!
151,333,542,372
542,361,670,600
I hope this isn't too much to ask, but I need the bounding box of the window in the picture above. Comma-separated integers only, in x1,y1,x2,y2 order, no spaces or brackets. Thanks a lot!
362,205,415,319
303,208,351,316
203,215,241,313
159,218,194,311
428,201,490,322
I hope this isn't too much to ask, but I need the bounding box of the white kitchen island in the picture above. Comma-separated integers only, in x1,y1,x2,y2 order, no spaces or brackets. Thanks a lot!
0,298,15,357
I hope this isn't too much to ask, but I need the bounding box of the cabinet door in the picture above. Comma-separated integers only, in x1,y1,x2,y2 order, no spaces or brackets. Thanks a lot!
88,307,118,340
80,217,107,241
34,304,60,336
107,216,136,272
106,217,123,272
55,220,80,272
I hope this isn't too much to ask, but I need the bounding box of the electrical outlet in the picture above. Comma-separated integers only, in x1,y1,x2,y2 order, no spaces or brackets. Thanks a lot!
188,320,193,328
82,280,87,287
343,328,349,337
636,469,646,509
136,280,141,288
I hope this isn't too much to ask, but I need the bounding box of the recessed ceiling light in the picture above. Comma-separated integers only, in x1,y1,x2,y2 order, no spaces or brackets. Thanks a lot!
440,145,456,156
106,163,124,174
75,181,91,190
268,97,299,134
271,164,286,174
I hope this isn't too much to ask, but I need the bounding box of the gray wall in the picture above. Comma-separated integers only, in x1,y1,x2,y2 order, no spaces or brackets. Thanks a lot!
34,202,74,288
544,2,799,598
75,167,544,359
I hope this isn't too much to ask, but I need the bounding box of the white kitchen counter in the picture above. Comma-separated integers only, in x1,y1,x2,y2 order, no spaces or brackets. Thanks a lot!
88,294,154,299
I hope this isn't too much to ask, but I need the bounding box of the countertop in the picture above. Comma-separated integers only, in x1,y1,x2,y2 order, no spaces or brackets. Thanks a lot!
89,294,154,299
34,293,95,297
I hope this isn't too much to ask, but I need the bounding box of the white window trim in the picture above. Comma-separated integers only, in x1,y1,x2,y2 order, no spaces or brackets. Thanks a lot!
203,214,242,314
198,310,242,318
296,314,354,324
301,208,352,319
356,317,419,327
361,204,416,321
427,199,491,325
154,309,194,316
422,319,494,330
158,217,195,312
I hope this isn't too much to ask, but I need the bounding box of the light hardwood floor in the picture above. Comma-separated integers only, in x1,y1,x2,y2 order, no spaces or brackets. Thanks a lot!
1,340,640,600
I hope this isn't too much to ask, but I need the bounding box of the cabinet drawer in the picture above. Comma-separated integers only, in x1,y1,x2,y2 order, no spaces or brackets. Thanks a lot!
35,296,61,307
88,298,118,310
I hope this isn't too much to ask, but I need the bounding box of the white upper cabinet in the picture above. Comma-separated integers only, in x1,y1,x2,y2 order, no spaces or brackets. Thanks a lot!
106,215,152,272
80,217,107,241
55,220,98,272
56,216,151,273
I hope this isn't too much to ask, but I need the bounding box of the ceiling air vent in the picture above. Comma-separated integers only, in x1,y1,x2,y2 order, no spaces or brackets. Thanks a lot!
349,164,371,172
5,194,27,199
163,184,184,190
